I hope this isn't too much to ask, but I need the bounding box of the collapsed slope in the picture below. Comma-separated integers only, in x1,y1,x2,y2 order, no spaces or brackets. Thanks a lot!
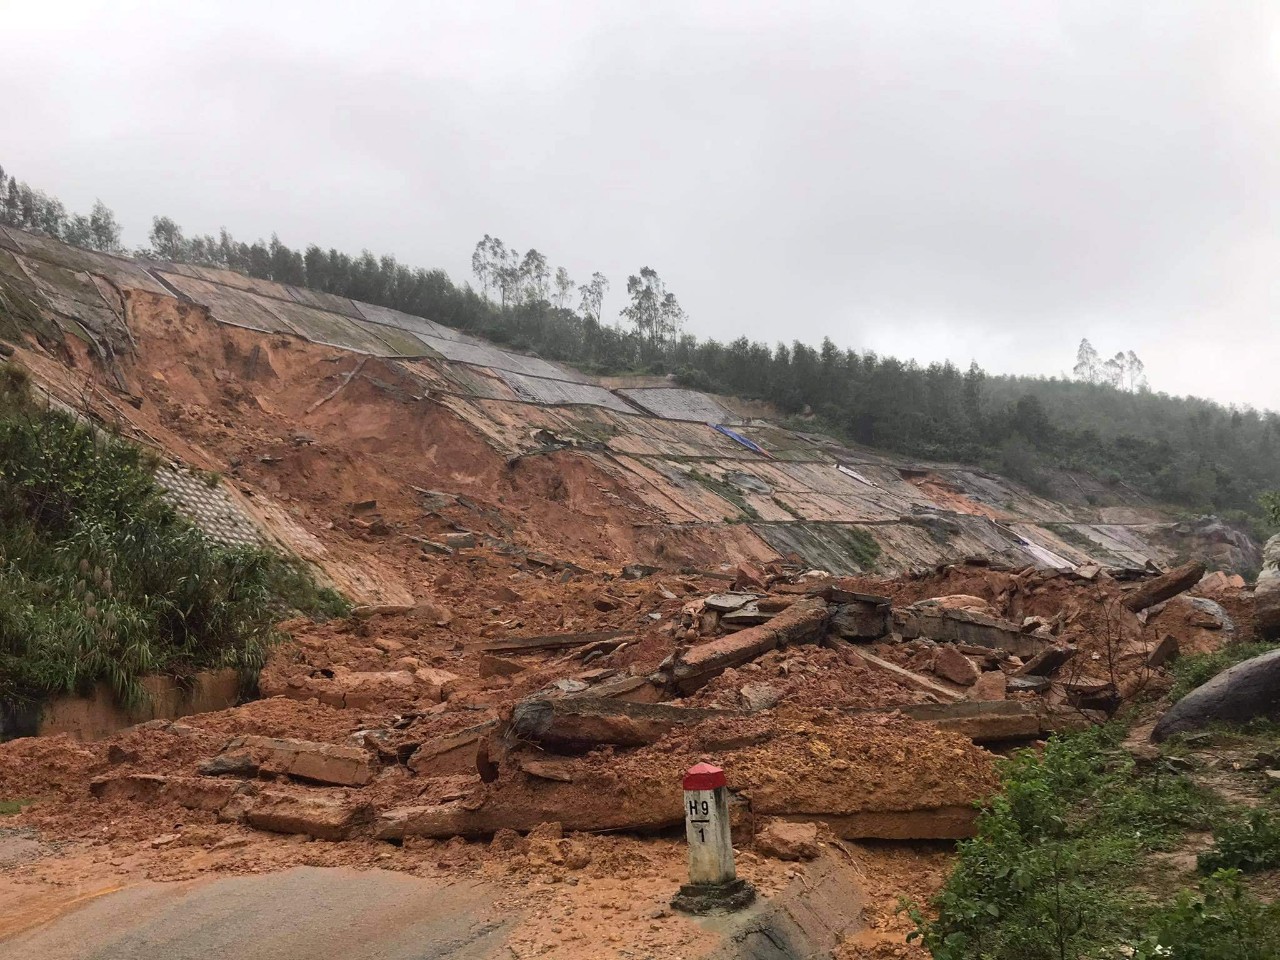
0,221,1257,605
0,226,1268,959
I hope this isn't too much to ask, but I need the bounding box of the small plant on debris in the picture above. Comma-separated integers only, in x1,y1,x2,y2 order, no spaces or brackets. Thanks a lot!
1130,869,1280,960
0,370,344,708
1059,597,1152,717
1197,808,1280,874
907,725,1218,960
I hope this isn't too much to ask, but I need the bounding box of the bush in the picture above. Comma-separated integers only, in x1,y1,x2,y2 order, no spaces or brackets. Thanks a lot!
0,374,342,707
907,726,1216,960
1135,869,1280,960
1198,808,1280,874
1169,643,1280,702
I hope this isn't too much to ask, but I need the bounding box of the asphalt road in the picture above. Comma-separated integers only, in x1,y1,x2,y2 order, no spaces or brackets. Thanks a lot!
1,866,517,960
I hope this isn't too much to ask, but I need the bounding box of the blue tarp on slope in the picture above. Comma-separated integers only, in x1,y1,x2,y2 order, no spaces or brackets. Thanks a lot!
711,423,770,456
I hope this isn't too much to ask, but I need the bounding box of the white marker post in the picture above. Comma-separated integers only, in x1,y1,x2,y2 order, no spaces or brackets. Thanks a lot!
671,763,756,914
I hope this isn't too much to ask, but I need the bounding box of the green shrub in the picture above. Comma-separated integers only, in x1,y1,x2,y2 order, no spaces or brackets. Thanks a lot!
1135,869,1280,960
1169,643,1280,702
908,726,1217,960
1198,808,1280,874
0,374,342,708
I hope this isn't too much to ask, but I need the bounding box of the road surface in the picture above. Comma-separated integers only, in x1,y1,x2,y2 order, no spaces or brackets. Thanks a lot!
1,866,517,960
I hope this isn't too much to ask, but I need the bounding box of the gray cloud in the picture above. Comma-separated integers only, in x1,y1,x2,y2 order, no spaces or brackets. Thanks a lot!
4,0,1278,408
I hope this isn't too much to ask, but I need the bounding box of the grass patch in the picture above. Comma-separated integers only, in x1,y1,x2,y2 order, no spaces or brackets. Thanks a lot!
0,798,33,815
843,525,882,569
0,364,345,709
687,469,760,521
1169,642,1280,702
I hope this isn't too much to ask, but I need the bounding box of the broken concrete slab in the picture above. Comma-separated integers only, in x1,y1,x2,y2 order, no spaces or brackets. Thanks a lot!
476,629,630,654
89,773,168,803
705,853,866,960
895,606,1047,658
1121,561,1207,613
1014,645,1076,678
829,600,891,640
225,735,376,787
889,701,1041,743
1008,675,1051,694
245,790,374,841
720,605,776,629
664,597,829,694
162,776,243,812
375,791,979,844
406,720,498,776
703,593,758,613
508,698,742,754
843,647,963,703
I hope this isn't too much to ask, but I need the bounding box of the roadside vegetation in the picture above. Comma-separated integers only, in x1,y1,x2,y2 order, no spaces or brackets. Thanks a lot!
907,724,1280,960
0,362,345,709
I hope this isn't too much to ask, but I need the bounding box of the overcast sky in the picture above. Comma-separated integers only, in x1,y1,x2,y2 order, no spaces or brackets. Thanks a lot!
5,1,1278,410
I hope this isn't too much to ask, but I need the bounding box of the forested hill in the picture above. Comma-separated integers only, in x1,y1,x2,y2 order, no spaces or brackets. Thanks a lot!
1,161,1277,532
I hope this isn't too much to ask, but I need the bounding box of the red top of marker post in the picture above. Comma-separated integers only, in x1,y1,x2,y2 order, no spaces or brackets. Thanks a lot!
683,762,726,791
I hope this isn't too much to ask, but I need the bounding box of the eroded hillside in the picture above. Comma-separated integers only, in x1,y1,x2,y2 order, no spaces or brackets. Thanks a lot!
0,227,1269,959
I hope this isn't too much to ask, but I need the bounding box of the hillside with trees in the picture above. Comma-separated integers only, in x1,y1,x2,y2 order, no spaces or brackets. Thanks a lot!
2,161,1276,533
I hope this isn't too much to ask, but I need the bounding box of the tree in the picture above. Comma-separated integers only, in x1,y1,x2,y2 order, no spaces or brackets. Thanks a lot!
1073,339,1100,383
2,179,19,226
553,266,574,310
488,238,522,308
1125,350,1147,392
621,267,685,345
63,214,94,247
147,216,188,261
471,235,494,300
519,248,550,302
578,272,608,323
88,200,122,253
1102,352,1126,389
1261,491,1280,528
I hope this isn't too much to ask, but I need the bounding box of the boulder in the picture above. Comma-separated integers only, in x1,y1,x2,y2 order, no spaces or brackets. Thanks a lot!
1153,647,1280,741
1256,534,1280,640
740,683,783,711
478,654,525,679
933,646,980,687
830,599,891,640
414,667,461,702
754,820,821,861
966,670,1008,702
734,563,768,592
